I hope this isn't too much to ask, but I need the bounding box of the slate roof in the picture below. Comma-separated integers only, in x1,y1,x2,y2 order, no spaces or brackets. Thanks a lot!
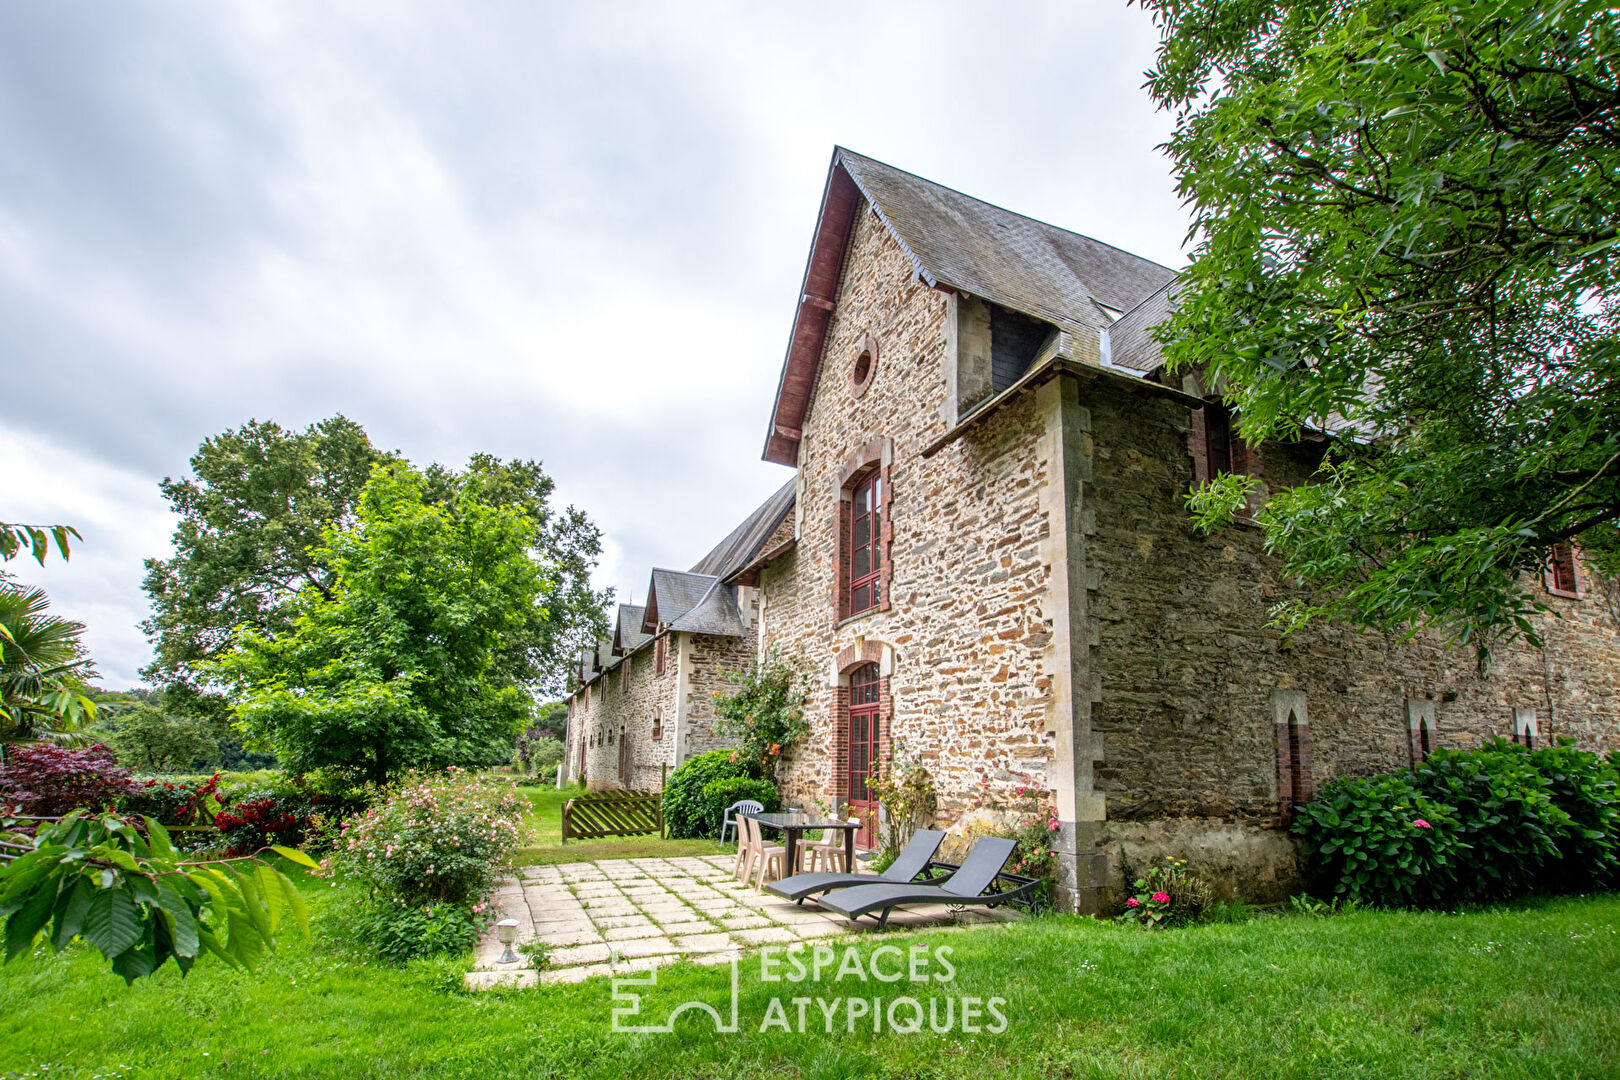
667,579,747,637
613,604,650,654
642,568,718,633
839,148,1178,334
765,147,1181,463
1104,278,1179,374
689,478,797,581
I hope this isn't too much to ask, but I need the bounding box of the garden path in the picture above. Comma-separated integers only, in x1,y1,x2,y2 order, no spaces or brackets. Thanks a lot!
465,854,1022,988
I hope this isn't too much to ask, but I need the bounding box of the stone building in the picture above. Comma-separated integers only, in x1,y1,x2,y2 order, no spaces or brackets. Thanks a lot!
566,147,1620,911
565,480,794,792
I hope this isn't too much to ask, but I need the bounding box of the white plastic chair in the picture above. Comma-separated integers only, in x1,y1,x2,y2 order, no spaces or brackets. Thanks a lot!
720,799,765,845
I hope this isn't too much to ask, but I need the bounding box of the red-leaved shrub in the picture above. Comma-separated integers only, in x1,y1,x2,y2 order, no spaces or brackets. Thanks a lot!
0,743,142,816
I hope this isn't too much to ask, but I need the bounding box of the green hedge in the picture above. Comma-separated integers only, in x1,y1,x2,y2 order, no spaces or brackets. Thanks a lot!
699,777,779,841
663,750,765,838
1295,738,1619,907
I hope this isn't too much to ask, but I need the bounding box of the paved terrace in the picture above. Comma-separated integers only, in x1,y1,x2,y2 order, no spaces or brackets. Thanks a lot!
467,854,1024,988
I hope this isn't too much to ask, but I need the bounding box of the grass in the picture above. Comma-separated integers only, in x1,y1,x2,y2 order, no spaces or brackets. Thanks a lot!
1,880,1616,1079
512,784,729,866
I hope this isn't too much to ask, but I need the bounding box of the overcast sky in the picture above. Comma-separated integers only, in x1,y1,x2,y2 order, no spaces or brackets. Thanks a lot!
1,1,1189,688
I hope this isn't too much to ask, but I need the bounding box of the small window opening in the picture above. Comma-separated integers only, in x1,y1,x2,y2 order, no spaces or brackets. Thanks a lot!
1548,543,1579,595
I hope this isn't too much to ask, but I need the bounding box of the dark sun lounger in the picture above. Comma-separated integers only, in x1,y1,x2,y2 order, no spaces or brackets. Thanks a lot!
763,829,947,903
813,835,1037,928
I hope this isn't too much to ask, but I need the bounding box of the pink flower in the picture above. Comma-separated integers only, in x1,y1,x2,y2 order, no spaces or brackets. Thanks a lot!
1151,891,1170,905
1125,897,1141,908
1413,819,1432,829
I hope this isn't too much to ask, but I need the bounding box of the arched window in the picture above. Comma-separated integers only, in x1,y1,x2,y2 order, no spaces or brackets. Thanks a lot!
846,663,882,834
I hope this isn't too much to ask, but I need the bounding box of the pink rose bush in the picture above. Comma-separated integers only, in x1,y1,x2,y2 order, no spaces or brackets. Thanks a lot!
326,767,529,906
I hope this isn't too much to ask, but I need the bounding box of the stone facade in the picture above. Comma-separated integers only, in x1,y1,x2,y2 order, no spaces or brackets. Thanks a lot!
566,624,759,793
571,150,1620,912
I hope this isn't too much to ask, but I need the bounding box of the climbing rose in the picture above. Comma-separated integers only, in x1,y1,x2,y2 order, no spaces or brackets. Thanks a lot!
1413,819,1432,829
1125,897,1141,908
1151,891,1170,904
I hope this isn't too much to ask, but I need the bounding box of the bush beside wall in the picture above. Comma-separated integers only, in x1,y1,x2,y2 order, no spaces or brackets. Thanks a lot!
1295,738,1618,907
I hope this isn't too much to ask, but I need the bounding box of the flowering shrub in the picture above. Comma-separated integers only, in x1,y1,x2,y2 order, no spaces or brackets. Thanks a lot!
0,743,141,816
215,789,310,856
118,772,221,826
711,650,808,778
1292,770,1463,908
330,768,528,906
1116,855,1214,927
942,775,1060,902
212,771,372,856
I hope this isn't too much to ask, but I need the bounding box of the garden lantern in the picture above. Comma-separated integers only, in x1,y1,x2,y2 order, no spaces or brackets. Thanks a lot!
495,919,521,964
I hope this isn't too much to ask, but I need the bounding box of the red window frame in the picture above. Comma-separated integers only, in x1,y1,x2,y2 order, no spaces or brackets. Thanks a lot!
655,634,667,675
848,472,883,616
1547,542,1579,596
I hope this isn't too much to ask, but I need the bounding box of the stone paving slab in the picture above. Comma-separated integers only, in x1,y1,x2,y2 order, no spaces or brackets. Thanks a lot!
468,854,1025,988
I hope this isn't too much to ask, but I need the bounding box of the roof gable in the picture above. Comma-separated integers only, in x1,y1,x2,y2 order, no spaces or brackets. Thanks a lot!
641,568,718,635
613,603,650,655
764,147,1179,465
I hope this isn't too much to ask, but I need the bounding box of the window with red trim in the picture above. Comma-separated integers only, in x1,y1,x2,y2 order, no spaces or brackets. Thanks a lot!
655,634,667,675
1548,542,1579,595
848,471,883,616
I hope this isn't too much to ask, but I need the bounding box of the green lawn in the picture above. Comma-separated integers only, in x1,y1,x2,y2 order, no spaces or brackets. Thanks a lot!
1,878,1616,1079
513,784,730,865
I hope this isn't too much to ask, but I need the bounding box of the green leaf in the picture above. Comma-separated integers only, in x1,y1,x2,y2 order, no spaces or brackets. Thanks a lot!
270,846,319,870
50,876,93,951
155,882,201,959
5,877,59,960
83,886,142,959
273,869,311,941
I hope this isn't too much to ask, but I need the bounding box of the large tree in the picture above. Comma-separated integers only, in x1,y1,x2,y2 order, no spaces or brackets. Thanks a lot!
140,416,388,696
210,463,546,781
1142,0,1620,659
143,418,610,704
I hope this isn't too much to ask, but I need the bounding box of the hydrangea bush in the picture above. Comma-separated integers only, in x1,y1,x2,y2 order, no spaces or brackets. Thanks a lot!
330,767,527,906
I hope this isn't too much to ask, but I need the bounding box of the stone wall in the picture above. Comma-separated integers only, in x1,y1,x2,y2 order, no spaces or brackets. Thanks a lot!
760,206,1063,824
571,637,679,792
567,629,756,792
1083,378,1620,899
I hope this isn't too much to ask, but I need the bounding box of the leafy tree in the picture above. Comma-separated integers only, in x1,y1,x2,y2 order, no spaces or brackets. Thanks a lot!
531,700,568,741
100,703,219,773
1141,0,1620,659
422,455,612,698
0,581,96,748
143,420,610,707
140,416,390,697
209,463,546,782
